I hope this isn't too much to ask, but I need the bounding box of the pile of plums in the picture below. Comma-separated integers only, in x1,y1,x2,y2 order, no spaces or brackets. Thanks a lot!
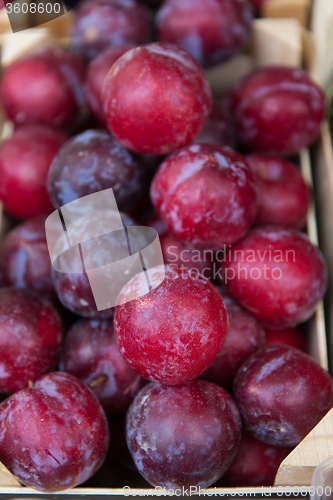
0,0,330,493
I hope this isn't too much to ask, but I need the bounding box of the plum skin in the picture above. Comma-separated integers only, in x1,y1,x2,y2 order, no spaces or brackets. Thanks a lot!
201,294,265,390
222,225,327,329
151,144,258,250
157,0,253,67
60,318,146,415
160,232,215,280
228,66,325,156
265,326,307,352
0,48,85,129
246,154,311,229
0,372,109,492
46,129,147,213
84,44,134,124
114,265,228,385
217,430,291,487
233,345,333,447
0,125,67,219
0,288,63,394
126,380,242,489
0,215,55,297
51,211,134,319
102,42,212,155
71,0,152,60
194,100,235,147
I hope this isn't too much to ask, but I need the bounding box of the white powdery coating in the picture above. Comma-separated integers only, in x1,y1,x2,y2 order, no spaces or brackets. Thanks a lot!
146,43,200,73
166,157,207,197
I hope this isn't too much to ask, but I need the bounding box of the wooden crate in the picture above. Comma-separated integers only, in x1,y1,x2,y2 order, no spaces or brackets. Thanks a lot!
0,1,333,495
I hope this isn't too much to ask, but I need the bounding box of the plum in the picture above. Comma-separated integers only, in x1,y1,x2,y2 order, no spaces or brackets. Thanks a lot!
222,226,327,328
0,372,109,491
114,265,228,385
46,129,147,213
0,215,55,297
246,154,310,229
151,144,258,249
0,288,63,394
85,44,134,123
126,380,241,488
265,326,307,352
102,42,212,155
234,345,333,446
0,125,67,219
228,66,325,156
0,48,86,129
60,318,145,414
160,232,214,280
72,0,151,60
217,430,291,486
194,100,235,147
51,211,135,319
157,0,253,67
202,294,265,389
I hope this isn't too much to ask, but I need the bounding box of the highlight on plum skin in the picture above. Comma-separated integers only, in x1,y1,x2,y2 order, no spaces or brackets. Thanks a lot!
0,288,63,394
0,372,109,492
60,318,146,415
228,66,325,156
102,42,212,155
234,345,333,447
126,380,242,489
151,144,258,250
0,124,67,219
156,0,253,67
114,265,228,385
246,154,311,229
201,294,265,390
222,225,327,329
84,44,135,124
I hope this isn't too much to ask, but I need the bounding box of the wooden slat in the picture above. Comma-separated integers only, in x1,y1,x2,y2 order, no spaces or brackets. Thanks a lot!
275,408,333,486
1,28,52,67
0,463,20,487
32,10,73,45
261,0,311,29
313,122,333,372
205,54,254,97
252,18,303,67
310,0,333,88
